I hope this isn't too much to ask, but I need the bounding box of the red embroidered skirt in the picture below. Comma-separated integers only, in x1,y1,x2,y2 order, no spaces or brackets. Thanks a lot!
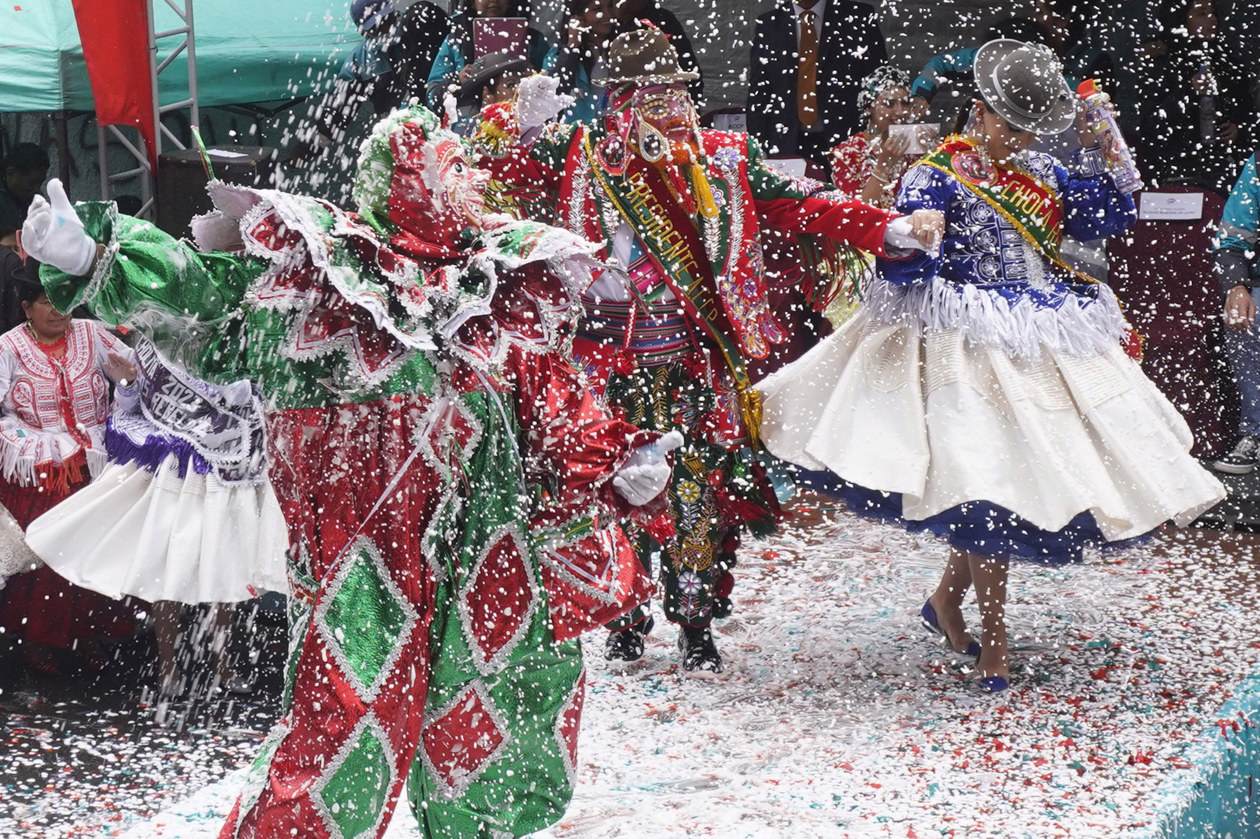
0,454,137,649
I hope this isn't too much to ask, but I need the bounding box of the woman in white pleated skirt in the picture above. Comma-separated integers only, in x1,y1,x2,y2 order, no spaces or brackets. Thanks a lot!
758,40,1225,692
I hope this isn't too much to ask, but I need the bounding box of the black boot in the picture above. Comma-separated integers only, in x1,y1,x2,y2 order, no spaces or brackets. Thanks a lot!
604,615,654,662
677,624,723,673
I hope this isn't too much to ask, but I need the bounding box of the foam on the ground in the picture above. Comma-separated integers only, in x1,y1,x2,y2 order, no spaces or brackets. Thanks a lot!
119,504,1260,838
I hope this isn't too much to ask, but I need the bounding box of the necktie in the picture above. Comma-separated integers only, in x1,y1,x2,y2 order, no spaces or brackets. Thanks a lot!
797,1,819,129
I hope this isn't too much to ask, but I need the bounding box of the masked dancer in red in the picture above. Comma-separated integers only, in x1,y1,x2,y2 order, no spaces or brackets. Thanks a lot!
476,27,943,672
23,105,671,839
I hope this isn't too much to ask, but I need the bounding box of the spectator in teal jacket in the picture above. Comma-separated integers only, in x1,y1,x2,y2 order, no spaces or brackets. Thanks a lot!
426,0,551,131
542,0,618,125
1213,152,1260,474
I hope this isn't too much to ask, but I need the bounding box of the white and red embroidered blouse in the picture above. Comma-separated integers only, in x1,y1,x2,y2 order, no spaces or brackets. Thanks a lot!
0,320,131,485
830,132,919,207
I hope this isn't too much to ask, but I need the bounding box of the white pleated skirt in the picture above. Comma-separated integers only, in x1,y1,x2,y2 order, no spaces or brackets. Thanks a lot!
757,307,1225,554
26,455,289,603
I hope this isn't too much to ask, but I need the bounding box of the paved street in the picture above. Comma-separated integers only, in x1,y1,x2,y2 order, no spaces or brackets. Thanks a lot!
0,606,285,838
5,493,1260,838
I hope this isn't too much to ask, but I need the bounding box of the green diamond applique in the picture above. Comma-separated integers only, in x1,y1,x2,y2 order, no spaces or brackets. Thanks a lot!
319,537,417,700
316,718,394,839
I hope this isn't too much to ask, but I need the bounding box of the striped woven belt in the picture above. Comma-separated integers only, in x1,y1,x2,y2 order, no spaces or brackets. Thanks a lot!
579,298,695,365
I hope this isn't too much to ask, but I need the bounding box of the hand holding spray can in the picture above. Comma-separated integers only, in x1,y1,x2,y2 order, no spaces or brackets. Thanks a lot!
1077,79,1143,194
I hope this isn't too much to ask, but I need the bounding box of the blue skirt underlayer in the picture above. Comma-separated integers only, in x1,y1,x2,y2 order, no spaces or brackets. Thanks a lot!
793,468,1152,566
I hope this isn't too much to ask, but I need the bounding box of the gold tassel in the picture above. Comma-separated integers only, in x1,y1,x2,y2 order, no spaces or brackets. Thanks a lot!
689,163,719,219
737,384,763,449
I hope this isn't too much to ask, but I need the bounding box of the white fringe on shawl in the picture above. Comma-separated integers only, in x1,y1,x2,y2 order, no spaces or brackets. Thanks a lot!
863,276,1131,361
0,424,108,488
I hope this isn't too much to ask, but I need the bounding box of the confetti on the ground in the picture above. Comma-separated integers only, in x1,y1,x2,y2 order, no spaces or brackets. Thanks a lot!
11,498,1260,838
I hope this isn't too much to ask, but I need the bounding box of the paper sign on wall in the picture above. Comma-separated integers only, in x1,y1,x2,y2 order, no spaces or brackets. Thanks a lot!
1139,192,1205,221
711,112,748,132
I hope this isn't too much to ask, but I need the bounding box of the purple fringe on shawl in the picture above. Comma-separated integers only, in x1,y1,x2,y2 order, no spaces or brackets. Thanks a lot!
105,419,213,479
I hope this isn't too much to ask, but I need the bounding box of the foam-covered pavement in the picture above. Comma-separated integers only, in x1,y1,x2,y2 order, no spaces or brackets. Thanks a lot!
7,497,1260,838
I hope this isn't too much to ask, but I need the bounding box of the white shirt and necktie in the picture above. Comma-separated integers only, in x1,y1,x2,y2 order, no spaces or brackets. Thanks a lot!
793,0,827,131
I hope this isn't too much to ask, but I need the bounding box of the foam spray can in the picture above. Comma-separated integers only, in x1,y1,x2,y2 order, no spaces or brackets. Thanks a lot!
1076,79,1143,194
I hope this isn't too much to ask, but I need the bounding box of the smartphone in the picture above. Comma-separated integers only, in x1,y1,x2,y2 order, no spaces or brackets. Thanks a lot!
888,123,940,155
473,17,528,61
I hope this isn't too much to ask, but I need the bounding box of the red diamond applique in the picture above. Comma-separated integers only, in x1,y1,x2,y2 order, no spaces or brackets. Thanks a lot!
254,263,316,301
422,686,506,791
245,210,303,256
464,531,535,669
290,290,405,375
557,672,585,768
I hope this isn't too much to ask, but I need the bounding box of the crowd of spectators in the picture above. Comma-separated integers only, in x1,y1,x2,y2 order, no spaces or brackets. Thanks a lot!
293,0,452,161
1138,0,1253,195
293,0,1257,202
913,0,1254,195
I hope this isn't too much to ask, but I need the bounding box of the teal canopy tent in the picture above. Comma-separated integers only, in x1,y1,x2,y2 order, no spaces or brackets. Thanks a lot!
0,0,359,113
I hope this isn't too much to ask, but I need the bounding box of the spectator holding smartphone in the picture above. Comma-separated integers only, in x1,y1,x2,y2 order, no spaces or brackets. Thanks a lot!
1139,0,1253,194
830,65,930,208
543,0,619,124
290,0,450,162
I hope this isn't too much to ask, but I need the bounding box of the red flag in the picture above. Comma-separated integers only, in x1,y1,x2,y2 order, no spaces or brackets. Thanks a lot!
70,0,157,171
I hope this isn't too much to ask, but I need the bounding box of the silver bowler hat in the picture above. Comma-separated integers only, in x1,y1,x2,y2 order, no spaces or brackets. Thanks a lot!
974,38,1077,134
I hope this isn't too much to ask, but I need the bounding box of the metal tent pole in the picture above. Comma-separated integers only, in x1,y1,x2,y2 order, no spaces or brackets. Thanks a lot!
151,0,198,153
53,113,71,190
96,123,110,200
96,0,200,217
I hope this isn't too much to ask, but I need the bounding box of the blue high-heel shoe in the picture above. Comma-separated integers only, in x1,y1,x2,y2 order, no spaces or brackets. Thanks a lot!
920,600,982,658
977,674,1008,693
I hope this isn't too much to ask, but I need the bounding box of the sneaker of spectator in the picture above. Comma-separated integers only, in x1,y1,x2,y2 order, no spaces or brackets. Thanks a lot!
1213,435,1259,474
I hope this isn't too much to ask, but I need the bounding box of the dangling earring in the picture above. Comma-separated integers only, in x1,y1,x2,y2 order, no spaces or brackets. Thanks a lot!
968,105,983,136
638,121,667,163
967,106,989,152
596,132,629,175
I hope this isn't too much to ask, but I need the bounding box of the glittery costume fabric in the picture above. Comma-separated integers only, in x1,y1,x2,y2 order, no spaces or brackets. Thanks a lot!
482,117,896,628
40,184,653,839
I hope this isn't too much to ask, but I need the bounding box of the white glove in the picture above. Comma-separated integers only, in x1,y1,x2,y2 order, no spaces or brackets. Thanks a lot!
884,210,943,256
22,179,97,277
613,430,684,507
442,89,460,128
515,74,575,132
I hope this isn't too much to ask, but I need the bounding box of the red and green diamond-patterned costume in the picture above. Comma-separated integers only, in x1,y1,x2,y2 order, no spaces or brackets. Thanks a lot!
41,177,654,839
